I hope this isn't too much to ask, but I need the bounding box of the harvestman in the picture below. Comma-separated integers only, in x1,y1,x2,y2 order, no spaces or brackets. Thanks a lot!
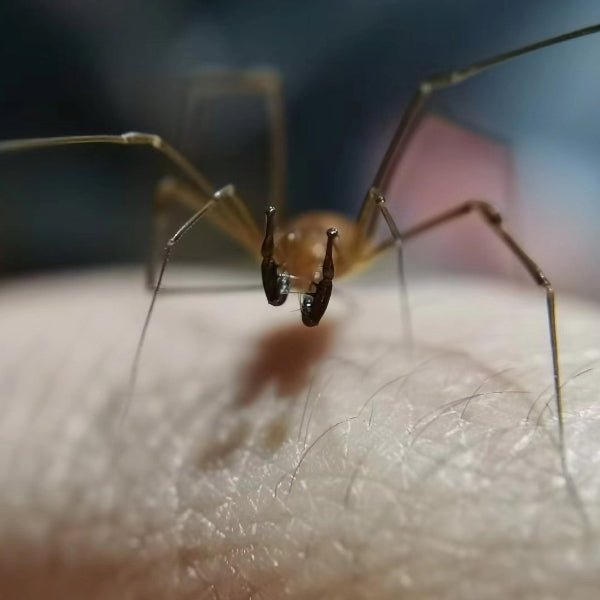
2,24,599,446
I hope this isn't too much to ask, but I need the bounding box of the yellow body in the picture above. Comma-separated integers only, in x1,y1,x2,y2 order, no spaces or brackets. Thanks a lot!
274,211,374,288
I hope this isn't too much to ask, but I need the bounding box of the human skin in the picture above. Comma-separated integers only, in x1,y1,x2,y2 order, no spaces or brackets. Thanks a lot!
0,267,599,599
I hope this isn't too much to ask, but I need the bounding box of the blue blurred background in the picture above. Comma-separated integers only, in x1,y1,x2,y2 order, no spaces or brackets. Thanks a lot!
0,0,599,296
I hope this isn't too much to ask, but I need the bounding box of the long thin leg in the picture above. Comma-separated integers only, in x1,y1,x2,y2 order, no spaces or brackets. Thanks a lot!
358,188,413,345
360,23,600,236
120,184,236,428
0,132,215,197
371,198,564,447
178,69,287,217
0,129,268,269
0,132,267,415
147,177,263,290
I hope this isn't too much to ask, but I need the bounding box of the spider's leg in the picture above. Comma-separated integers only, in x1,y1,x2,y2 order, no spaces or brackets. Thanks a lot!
123,184,249,426
357,188,413,345
0,132,214,195
181,69,287,217
0,132,263,264
359,23,600,238
148,177,262,291
0,132,267,419
372,199,564,448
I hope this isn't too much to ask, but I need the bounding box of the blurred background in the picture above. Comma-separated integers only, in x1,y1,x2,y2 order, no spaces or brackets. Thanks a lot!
0,0,599,297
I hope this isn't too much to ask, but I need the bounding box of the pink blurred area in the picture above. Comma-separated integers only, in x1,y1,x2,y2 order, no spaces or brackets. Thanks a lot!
383,114,517,278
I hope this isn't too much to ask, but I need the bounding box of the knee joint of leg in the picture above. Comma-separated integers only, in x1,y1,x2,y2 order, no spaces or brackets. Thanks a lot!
467,200,502,225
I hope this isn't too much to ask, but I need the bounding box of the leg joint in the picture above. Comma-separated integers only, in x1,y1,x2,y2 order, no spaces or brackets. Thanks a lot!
121,131,163,148
369,186,386,205
466,200,502,225
213,184,236,201
536,273,552,289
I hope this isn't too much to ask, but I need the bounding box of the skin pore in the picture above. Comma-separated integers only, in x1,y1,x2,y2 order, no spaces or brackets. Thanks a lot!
0,266,599,599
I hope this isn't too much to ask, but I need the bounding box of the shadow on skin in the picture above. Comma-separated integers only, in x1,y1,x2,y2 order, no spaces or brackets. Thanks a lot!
235,320,337,407
191,320,337,470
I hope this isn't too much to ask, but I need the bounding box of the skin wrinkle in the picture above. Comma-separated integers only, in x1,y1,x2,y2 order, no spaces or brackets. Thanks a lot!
1,269,600,598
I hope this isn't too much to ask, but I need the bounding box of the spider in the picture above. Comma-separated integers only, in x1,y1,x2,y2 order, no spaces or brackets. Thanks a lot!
1,23,599,444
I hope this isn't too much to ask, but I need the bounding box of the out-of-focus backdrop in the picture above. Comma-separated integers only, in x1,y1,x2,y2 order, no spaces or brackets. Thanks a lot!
0,0,599,297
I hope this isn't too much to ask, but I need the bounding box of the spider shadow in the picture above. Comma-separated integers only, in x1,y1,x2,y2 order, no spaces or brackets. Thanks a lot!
191,319,338,470
235,320,337,408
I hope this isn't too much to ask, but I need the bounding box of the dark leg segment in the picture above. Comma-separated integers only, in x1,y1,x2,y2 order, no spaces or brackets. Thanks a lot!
372,24,600,193
380,199,564,445
357,23,600,444
261,206,290,306
301,228,338,327
359,23,600,239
